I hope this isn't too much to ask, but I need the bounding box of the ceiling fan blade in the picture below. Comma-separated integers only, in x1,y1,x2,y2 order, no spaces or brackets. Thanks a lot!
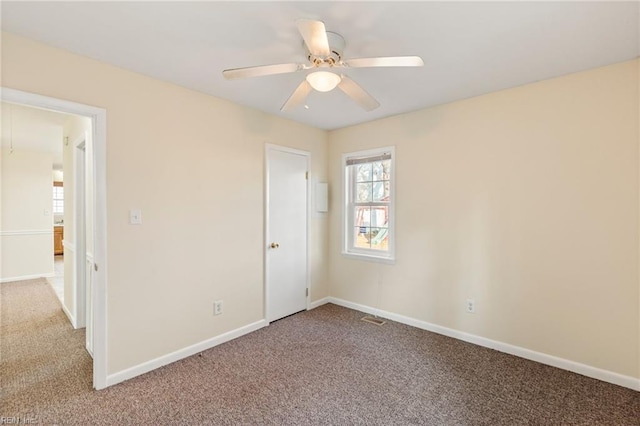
337,75,380,111
281,80,313,111
222,63,301,80
345,56,424,68
297,19,330,57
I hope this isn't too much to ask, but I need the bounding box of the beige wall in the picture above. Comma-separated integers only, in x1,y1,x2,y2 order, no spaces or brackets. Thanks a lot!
328,60,640,379
1,148,54,280
1,32,329,374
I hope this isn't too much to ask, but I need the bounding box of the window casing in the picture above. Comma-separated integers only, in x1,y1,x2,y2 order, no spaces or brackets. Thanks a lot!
342,147,395,262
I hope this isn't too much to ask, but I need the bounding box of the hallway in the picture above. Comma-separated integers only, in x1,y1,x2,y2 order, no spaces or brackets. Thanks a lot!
0,279,92,423
47,255,64,303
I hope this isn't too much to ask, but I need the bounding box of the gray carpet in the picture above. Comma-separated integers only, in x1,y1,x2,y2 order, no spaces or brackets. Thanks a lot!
1,278,638,425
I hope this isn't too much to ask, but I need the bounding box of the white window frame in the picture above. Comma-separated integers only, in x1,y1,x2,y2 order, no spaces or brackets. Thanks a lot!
342,146,395,263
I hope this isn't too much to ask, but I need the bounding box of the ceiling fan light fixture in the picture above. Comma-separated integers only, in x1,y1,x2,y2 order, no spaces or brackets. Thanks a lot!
306,71,341,92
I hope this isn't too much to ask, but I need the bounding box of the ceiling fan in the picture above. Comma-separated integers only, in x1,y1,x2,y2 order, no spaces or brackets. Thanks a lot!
222,19,424,112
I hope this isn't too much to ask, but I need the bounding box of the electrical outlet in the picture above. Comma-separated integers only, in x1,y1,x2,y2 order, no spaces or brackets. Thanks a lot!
466,299,476,313
213,300,223,316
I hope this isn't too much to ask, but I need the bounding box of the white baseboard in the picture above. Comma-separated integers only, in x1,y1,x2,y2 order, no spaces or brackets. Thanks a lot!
328,297,640,392
106,319,268,387
61,303,77,329
0,273,55,284
308,297,330,310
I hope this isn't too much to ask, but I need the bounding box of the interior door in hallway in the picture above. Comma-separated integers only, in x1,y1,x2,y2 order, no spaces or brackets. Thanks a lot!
266,145,308,322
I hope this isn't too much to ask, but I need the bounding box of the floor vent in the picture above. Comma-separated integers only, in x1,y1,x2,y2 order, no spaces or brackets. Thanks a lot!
361,316,386,326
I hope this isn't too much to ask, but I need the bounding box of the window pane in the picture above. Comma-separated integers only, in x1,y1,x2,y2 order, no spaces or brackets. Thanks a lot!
370,228,389,250
370,206,389,228
53,200,63,214
382,160,391,180
53,184,64,214
372,160,391,181
372,161,385,181
53,187,64,200
372,181,383,201
356,163,372,182
354,227,370,249
356,183,372,202
354,206,371,228
372,181,390,201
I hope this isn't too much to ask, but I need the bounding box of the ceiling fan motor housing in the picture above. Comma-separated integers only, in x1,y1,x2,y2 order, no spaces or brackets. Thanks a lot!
305,31,345,66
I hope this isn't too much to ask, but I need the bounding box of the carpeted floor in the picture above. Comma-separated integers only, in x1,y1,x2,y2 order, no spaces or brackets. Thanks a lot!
1,279,638,425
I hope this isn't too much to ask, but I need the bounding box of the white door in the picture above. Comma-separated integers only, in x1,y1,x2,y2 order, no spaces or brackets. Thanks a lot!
75,139,93,357
266,146,308,322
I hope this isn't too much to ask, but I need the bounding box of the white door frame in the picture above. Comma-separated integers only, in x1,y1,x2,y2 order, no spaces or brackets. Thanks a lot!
74,138,87,330
264,143,311,323
1,87,108,390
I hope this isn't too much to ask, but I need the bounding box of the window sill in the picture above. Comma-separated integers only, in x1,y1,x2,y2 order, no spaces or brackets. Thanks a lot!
341,251,395,265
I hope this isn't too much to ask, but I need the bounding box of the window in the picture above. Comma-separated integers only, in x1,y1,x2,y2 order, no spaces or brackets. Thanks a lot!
343,147,395,262
53,182,64,214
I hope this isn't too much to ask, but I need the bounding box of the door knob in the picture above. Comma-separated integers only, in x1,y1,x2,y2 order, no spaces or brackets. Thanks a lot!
270,242,280,249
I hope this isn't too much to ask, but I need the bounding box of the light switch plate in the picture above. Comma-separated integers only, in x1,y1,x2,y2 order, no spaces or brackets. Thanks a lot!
129,209,142,225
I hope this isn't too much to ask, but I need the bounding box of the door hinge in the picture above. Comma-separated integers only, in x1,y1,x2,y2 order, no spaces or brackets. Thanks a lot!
305,171,309,180
306,288,309,297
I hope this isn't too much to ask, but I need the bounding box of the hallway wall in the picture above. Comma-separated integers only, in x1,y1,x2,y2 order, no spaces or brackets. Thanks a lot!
1,148,54,281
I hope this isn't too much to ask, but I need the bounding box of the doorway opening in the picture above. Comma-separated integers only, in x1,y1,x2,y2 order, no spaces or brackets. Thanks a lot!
1,88,107,389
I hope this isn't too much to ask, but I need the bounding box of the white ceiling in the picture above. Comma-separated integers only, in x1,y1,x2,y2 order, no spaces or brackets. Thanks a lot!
2,2,638,130
1,102,70,168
